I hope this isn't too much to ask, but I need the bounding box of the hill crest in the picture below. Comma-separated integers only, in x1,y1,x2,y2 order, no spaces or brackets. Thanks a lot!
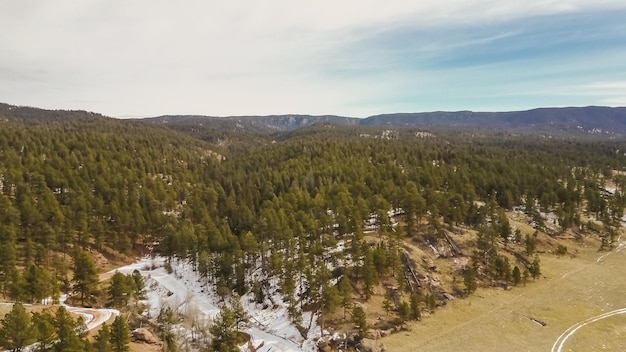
2,102,626,135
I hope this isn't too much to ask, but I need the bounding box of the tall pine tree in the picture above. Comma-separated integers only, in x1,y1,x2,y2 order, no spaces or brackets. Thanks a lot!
0,303,33,351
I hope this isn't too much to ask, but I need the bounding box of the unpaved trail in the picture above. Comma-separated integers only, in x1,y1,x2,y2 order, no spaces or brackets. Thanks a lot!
383,238,626,352
550,240,626,352
551,308,626,352
60,294,119,331
1,297,119,352
248,326,302,352
109,257,315,352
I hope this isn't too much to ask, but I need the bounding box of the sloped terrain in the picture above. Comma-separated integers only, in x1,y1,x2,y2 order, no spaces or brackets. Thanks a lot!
384,235,626,352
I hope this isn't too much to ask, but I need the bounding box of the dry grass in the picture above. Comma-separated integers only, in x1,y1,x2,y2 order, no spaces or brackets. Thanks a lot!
383,235,626,351
130,341,162,352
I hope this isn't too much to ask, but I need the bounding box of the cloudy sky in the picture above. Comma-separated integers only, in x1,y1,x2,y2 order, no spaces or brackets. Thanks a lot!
1,1,626,117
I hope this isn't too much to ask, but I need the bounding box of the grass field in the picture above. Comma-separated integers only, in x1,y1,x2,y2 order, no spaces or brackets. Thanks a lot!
383,236,626,352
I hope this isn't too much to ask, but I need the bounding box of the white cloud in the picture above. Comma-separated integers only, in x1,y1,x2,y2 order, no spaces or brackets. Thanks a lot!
1,0,625,116
579,81,626,107
583,81,626,91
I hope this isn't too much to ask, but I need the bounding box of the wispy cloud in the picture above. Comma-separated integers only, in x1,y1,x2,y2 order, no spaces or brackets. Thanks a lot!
577,81,626,107
1,1,625,116
583,81,626,91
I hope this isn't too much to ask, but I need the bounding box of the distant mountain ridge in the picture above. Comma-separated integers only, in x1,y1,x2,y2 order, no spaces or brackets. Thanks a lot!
0,102,106,122
363,106,626,130
2,102,626,135
148,106,626,135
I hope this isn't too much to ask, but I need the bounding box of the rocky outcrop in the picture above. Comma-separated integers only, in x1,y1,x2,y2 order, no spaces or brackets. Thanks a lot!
133,328,159,344
360,338,387,352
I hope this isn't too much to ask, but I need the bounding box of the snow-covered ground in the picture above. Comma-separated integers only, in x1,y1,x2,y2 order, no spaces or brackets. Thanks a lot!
60,294,120,331
109,256,319,351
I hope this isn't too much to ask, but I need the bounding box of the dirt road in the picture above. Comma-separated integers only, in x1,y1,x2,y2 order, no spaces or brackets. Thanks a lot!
383,239,626,351
60,294,119,331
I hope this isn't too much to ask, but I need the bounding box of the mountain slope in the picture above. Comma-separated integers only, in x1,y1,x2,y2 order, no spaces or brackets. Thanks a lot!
363,106,626,133
3,102,626,135
143,106,626,136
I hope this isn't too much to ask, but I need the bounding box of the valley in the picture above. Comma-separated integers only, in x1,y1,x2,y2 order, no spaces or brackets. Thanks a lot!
0,103,625,351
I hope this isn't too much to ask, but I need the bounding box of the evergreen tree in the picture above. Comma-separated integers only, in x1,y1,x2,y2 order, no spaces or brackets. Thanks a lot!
32,310,55,352
512,266,521,286
156,307,176,352
425,293,436,312
397,300,410,323
338,275,352,319
0,215,18,296
463,265,478,296
8,271,25,302
93,322,112,352
0,302,34,351
230,296,249,331
130,269,147,302
351,305,368,339
530,256,542,280
107,271,131,308
109,315,130,352
525,233,537,255
24,264,50,303
321,283,341,325
362,245,379,300
198,250,211,285
72,250,99,306
53,306,88,352
382,297,393,317
496,210,512,242
209,306,239,352
409,293,421,321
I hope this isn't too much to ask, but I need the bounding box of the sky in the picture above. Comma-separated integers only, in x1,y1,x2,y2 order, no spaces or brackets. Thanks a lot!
1,0,626,118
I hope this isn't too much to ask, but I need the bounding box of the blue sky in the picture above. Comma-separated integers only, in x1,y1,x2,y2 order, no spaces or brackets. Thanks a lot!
1,1,625,117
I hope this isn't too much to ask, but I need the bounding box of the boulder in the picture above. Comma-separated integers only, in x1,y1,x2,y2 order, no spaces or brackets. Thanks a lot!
317,339,331,352
380,329,392,338
133,328,159,344
360,338,387,352
346,333,358,347
366,329,381,340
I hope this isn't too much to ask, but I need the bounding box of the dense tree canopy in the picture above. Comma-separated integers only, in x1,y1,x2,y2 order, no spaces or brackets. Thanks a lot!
0,112,625,346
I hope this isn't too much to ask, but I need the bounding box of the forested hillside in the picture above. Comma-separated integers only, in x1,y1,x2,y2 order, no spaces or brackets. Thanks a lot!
145,106,626,136
1,104,625,351
0,114,225,300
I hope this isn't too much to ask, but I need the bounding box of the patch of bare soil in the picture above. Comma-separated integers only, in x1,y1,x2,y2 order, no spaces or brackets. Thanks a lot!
130,341,162,352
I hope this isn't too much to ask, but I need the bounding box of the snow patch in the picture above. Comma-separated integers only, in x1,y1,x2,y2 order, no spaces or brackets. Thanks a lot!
109,256,319,351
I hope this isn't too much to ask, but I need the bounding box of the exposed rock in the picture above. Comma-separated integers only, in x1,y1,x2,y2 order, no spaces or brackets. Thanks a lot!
380,328,393,337
366,329,381,340
133,328,159,344
317,339,331,352
346,333,357,347
443,293,455,300
360,338,387,352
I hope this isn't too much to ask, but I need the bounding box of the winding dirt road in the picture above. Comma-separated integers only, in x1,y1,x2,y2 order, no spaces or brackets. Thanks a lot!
551,240,626,352
384,237,626,351
1,297,119,352
551,308,626,352
60,294,120,331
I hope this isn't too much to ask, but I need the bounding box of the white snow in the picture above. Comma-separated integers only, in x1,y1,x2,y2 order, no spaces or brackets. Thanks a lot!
59,294,120,331
109,256,319,352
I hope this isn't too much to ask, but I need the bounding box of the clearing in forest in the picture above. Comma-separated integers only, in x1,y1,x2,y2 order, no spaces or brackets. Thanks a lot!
384,237,626,351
